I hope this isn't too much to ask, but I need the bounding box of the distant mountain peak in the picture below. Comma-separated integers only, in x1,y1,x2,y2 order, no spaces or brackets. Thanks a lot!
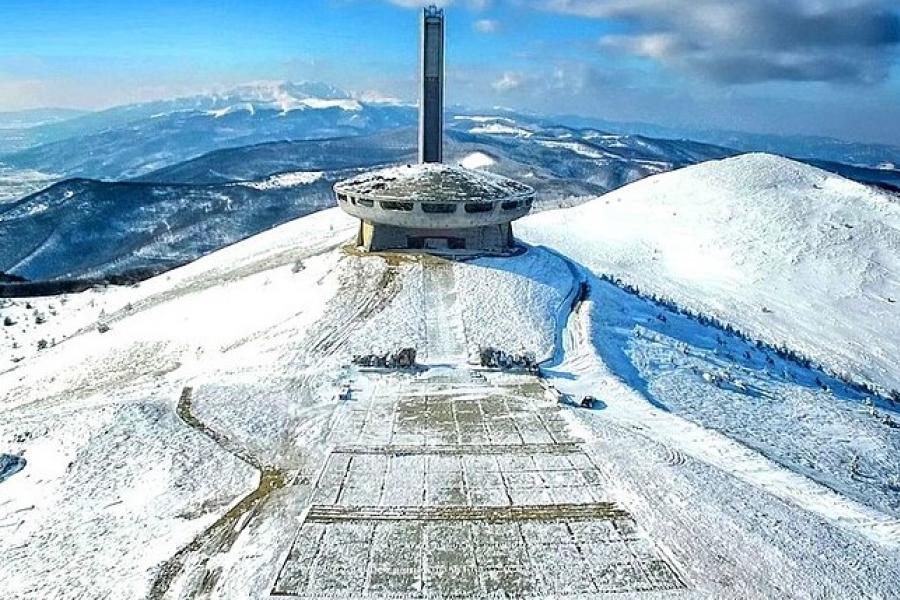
210,81,362,113
355,90,412,107
222,80,351,101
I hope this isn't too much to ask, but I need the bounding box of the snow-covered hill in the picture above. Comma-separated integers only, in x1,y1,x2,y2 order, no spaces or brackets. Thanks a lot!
0,124,740,285
0,108,88,131
3,90,899,221
209,81,364,113
0,164,58,205
135,129,417,185
551,114,900,170
448,116,736,198
138,123,734,199
519,153,900,394
125,117,900,217
0,92,737,200
2,207,898,599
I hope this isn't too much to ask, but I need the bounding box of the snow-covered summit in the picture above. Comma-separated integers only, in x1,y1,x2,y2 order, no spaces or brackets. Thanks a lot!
207,81,362,114
3,169,900,597
519,153,900,393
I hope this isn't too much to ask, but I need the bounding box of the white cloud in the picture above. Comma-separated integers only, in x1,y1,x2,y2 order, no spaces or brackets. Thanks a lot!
491,71,525,91
474,18,499,33
535,0,900,84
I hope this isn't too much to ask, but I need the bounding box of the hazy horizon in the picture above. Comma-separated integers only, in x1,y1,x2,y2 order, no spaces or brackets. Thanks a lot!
2,0,899,145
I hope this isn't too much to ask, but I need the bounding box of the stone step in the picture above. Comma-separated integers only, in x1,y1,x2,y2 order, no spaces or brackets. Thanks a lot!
331,442,583,456
305,502,630,523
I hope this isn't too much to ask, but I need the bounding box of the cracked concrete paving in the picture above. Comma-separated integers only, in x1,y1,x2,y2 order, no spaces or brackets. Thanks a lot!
272,368,685,599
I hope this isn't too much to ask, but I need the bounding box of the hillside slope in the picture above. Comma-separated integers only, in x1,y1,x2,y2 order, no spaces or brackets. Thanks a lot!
0,124,738,286
2,208,898,598
139,124,734,202
0,172,336,283
135,130,417,185
519,153,900,393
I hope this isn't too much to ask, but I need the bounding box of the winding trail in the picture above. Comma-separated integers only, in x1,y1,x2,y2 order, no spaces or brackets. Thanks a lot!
147,387,288,600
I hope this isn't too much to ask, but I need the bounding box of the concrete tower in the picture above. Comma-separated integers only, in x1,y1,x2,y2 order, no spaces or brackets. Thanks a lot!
419,5,444,164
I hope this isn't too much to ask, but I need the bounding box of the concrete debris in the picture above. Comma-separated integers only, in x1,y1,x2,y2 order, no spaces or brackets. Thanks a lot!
478,347,538,372
352,348,417,369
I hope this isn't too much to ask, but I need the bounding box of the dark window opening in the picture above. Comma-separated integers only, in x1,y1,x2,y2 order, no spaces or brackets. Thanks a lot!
465,202,494,213
357,198,374,207
381,201,414,211
501,200,521,210
408,237,466,250
422,203,457,214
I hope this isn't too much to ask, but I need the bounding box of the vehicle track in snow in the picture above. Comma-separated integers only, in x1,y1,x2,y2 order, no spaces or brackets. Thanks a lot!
663,445,687,467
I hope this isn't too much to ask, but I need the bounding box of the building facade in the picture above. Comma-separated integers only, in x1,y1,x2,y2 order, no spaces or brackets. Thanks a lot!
336,163,534,253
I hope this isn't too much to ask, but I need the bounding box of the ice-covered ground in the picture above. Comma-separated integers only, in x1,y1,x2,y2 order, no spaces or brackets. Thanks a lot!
519,153,900,395
1,180,899,599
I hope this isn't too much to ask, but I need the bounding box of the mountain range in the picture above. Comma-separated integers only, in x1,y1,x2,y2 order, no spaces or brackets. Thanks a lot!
0,81,898,288
0,82,415,180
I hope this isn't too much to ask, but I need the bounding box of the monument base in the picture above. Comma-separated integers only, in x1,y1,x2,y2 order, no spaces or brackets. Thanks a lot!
357,221,514,254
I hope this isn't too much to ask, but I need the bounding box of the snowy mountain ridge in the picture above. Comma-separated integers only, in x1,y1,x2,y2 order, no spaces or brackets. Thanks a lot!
0,94,414,181
0,170,338,284
204,81,363,114
0,126,738,286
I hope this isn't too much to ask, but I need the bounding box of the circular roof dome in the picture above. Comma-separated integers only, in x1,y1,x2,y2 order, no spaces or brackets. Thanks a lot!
334,163,533,203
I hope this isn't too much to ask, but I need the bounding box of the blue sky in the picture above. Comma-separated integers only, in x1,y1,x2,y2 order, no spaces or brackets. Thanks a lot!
2,0,899,144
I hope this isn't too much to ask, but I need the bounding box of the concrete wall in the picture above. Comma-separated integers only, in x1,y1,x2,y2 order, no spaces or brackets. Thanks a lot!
337,193,531,229
359,220,514,253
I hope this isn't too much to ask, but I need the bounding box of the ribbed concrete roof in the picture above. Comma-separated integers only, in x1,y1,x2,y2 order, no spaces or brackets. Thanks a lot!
334,164,533,203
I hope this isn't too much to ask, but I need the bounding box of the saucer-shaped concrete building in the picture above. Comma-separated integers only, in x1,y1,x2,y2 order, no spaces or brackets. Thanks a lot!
335,6,534,254
336,163,534,252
